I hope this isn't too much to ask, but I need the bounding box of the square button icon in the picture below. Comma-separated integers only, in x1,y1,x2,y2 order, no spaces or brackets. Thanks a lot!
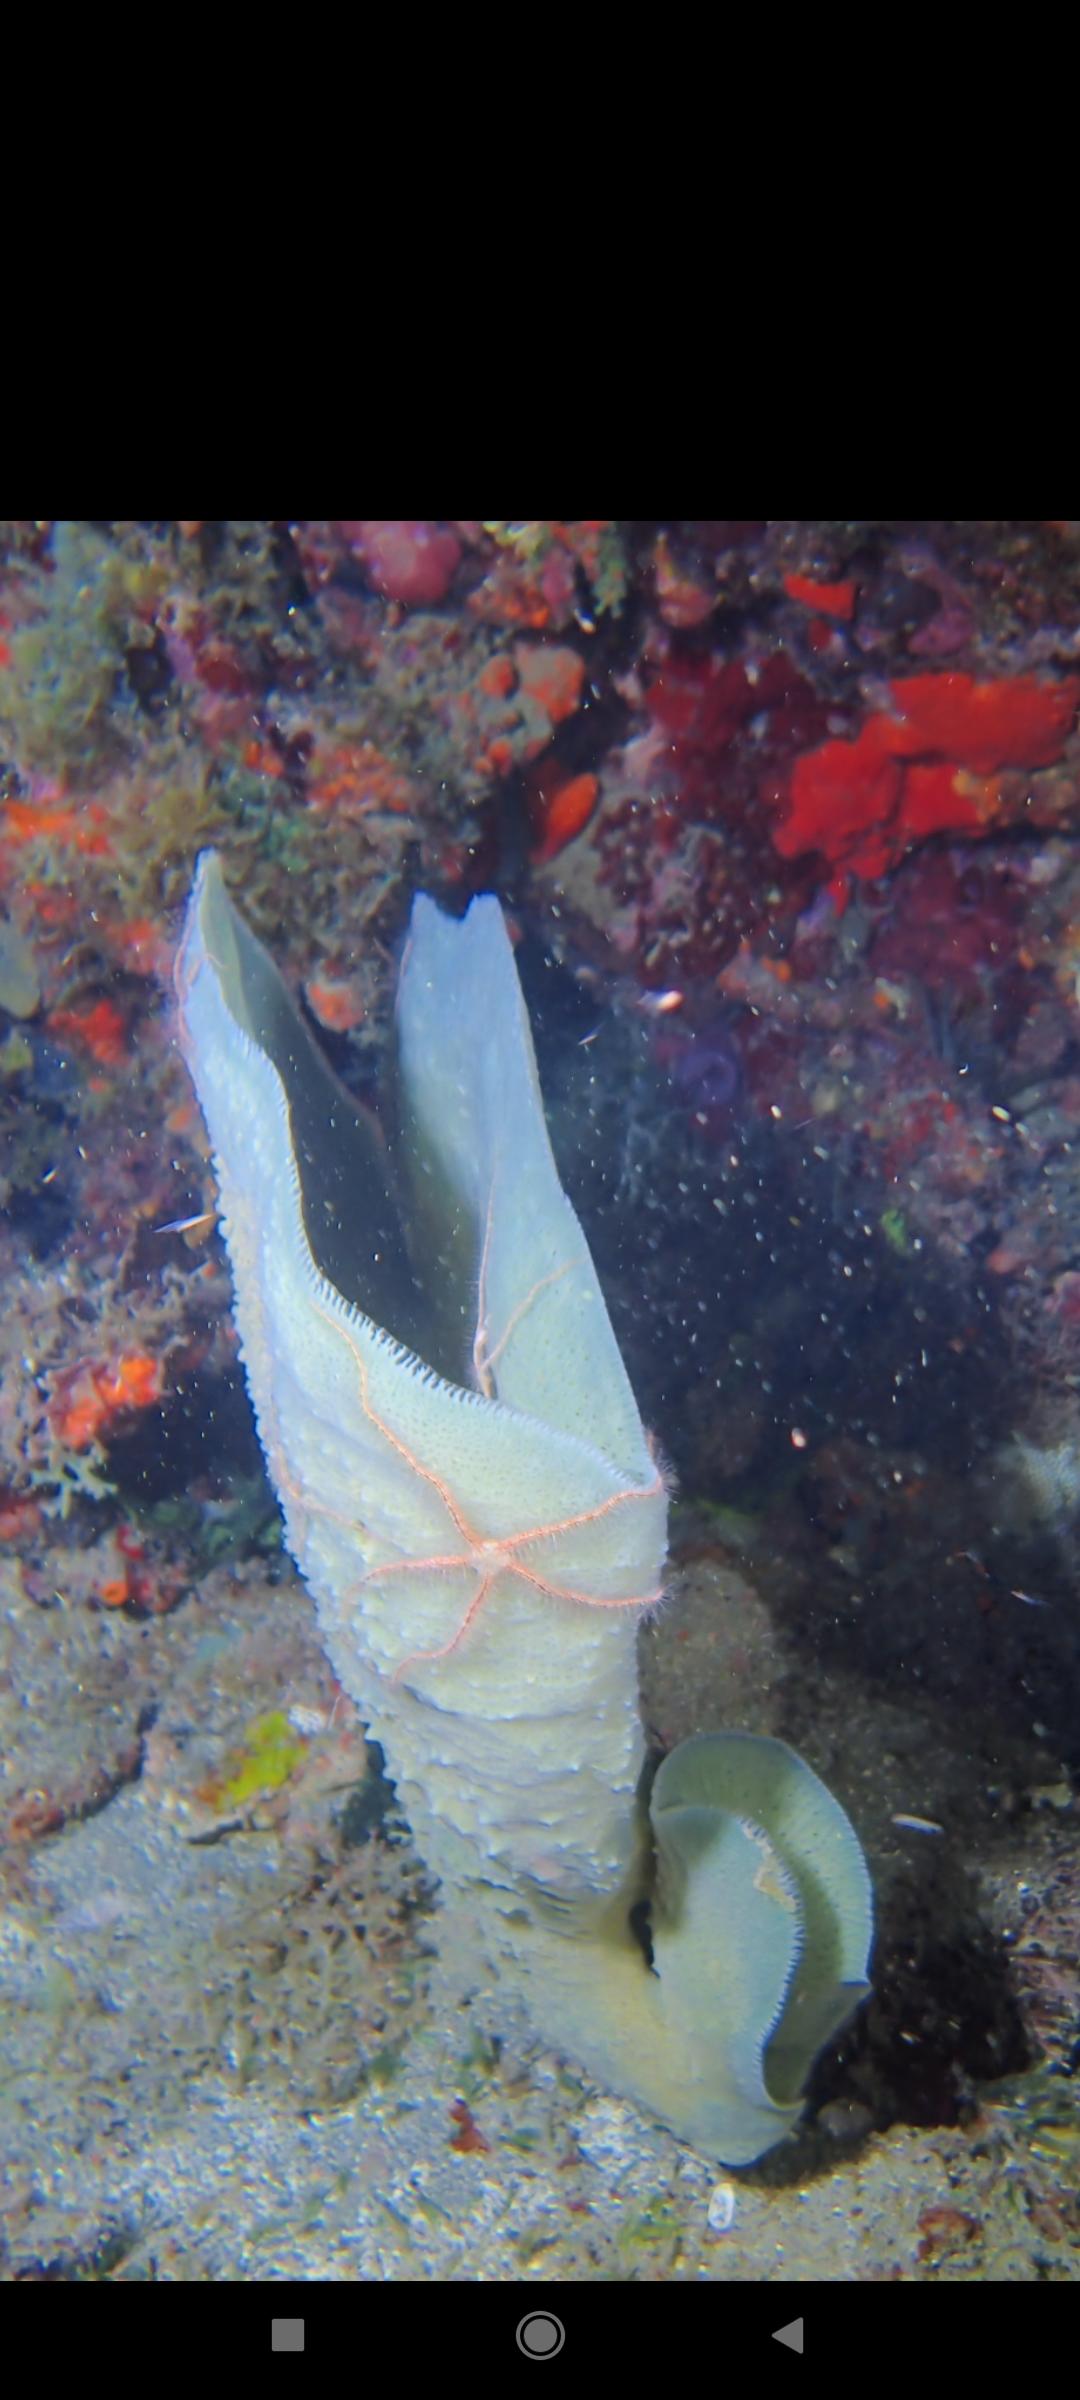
272,2321,305,2352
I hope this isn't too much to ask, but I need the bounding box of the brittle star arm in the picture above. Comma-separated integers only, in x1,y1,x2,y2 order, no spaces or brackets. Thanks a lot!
470,1161,581,1399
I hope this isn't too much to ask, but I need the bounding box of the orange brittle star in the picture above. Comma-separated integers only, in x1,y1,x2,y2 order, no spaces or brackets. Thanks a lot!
399,1188,663,1678
378,1459,664,1685
270,1234,664,1689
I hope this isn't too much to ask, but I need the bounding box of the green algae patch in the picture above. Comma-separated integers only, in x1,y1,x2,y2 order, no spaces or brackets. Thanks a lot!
880,1206,910,1254
198,1711,307,1815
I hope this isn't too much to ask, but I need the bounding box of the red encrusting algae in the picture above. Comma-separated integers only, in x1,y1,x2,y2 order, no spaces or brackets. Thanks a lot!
49,1352,164,1452
46,997,129,1068
773,671,1080,897
529,768,600,865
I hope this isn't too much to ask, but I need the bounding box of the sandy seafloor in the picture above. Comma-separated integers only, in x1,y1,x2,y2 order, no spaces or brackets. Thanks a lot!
2,1525,1077,2284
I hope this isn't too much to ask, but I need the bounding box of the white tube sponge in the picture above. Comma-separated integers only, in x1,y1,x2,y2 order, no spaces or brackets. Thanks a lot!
175,854,872,2163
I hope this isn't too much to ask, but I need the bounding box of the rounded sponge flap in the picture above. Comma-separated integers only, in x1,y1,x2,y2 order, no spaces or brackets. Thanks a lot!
649,1732,873,2156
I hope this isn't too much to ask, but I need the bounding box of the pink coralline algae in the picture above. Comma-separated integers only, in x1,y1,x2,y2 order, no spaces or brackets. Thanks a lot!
869,850,1024,1005
340,521,462,607
555,646,831,987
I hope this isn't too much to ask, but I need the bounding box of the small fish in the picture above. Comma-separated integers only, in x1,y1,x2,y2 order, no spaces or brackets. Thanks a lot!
154,1209,216,1236
950,1551,1049,1610
636,988,684,1016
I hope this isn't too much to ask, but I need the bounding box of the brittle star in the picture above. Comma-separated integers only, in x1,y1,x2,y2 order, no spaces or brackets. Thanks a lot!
379,1460,665,1687
267,1235,664,1690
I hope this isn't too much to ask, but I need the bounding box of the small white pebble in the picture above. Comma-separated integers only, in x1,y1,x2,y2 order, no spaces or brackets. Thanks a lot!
288,1702,329,1735
707,2180,736,2234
